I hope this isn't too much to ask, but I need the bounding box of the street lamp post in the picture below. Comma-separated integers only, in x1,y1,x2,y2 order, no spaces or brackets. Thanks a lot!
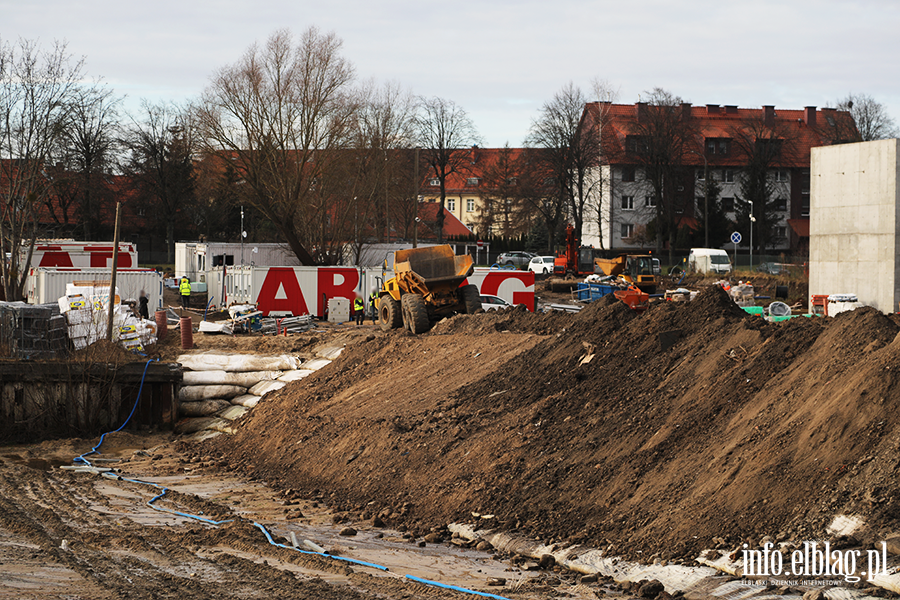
688,150,709,247
736,197,755,271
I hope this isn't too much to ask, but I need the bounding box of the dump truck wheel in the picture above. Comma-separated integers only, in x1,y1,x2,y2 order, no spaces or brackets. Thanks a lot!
461,284,480,314
401,293,430,334
379,295,401,331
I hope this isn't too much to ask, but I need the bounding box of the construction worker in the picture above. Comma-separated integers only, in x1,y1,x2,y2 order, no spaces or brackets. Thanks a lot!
354,295,365,325
179,276,191,310
369,291,378,324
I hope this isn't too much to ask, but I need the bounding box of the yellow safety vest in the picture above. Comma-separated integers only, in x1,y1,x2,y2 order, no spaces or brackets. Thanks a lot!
354,298,364,311
179,279,191,295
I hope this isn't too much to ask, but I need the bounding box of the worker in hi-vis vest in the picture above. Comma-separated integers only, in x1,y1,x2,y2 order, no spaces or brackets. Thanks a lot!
179,276,191,310
354,296,365,325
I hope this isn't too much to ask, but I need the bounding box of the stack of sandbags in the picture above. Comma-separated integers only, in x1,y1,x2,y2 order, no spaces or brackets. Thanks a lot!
175,352,307,434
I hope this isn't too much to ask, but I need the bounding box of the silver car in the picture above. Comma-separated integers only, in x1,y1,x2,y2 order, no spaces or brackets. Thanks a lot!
496,251,535,268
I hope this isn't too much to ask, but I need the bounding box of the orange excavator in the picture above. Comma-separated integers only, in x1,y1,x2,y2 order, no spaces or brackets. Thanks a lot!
553,224,657,294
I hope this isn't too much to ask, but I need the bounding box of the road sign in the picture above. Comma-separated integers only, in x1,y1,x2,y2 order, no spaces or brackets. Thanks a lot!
476,240,484,248
730,231,742,244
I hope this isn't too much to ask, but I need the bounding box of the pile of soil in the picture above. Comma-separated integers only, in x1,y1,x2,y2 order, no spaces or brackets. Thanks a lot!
206,286,900,562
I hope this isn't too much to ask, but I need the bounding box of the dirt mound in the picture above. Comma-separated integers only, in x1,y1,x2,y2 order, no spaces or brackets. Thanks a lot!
207,288,900,562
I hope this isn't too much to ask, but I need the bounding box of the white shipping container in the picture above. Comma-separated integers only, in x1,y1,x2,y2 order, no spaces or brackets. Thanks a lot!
25,241,138,269
205,265,535,316
176,242,300,281
26,268,163,310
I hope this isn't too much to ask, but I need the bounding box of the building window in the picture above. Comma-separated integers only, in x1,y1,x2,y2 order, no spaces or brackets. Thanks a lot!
626,135,649,154
429,178,439,186
621,223,634,239
773,198,787,211
718,140,729,155
697,169,705,181
774,226,787,238
447,198,456,212
801,194,810,217
645,196,656,208
707,139,716,154
722,197,735,211
775,170,789,182
466,198,475,212
622,166,635,182
466,177,480,186
621,195,634,210
723,170,735,183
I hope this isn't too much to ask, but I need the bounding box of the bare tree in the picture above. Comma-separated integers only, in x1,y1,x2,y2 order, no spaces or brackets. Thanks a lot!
584,79,619,249
415,96,481,243
345,81,416,260
623,88,696,263
526,83,600,249
52,82,121,240
123,100,196,264
517,147,564,253
836,93,898,141
197,28,356,265
475,144,530,238
0,38,85,300
729,113,796,254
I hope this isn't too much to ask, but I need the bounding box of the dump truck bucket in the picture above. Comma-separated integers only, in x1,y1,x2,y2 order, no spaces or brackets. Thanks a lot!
394,245,474,286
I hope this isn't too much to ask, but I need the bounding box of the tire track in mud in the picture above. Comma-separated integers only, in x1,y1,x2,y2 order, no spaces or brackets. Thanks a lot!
0,465,489,600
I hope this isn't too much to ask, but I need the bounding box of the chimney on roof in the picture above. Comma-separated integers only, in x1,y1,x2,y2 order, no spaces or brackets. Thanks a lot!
804,107,817,127
706,104,719,115
471,144,478,164
635,102,647,123
763,105,775,127
725,105,738,114
681,102,692,119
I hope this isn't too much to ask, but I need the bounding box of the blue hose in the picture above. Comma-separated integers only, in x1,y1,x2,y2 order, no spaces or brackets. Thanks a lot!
73,359,514,600
406,575,512,599
75,358,158,466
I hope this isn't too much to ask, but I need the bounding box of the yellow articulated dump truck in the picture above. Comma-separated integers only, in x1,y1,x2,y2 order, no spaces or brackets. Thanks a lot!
378,245,480,334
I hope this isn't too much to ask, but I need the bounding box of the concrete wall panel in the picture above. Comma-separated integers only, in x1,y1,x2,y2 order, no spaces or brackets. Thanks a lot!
810,139,900,313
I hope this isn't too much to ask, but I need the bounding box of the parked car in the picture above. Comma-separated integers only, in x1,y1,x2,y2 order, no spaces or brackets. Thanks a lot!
496,251,535,268
756,262,797,275
479,294,512,311
528,255,556,274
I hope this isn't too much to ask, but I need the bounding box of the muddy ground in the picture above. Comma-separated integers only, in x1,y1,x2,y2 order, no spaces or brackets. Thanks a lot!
1,432,601,599
14,271,890,600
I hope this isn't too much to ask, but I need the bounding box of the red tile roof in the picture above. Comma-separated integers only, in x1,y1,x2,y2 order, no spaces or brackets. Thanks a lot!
787,218,810,237
583,102,856,168
416,202,473,238
419,147,527,193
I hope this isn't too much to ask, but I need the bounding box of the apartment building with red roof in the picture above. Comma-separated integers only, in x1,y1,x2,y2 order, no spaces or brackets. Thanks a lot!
418,146,531,238
579,101,856,254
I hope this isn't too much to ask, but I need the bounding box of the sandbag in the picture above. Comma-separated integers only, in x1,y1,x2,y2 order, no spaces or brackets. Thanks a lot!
177,352,301,372
178,385,247,402
231,394,261,408
179,399,231,417
249,380,286,397
278,370,314,382
217,405,249,421
182,370,283,387
175,416,229,435
303,358,332,371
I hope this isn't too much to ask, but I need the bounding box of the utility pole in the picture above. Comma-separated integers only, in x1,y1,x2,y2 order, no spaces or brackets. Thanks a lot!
106,202,121,342
689,150,709,247
413,147,420,248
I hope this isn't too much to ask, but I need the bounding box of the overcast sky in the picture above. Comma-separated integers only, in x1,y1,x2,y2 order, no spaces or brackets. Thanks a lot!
4,0,898,147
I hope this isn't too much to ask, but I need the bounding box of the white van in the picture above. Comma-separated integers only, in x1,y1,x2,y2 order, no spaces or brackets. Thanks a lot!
688,248,732,274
